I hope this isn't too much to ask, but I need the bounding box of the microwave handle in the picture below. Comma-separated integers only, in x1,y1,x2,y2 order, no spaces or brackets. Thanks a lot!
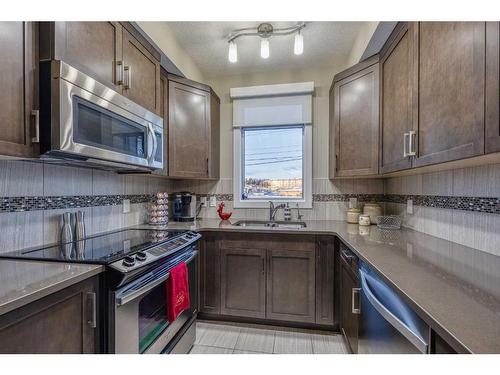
147,124,158,164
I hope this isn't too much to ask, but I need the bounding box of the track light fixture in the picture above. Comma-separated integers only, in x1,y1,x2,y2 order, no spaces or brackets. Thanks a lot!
227,22,306,63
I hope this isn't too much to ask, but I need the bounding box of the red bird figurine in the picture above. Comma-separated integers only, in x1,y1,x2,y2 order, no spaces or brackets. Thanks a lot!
216,201,232,220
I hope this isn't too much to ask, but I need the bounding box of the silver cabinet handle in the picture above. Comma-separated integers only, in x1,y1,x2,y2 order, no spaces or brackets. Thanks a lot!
86,292,97,328
352,287,361,314
408,130,416,156
403,132,409,158
124,65,132,89
116,61,124,85
31,110,39,143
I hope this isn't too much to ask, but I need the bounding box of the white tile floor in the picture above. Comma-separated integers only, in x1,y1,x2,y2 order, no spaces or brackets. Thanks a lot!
189,320,349,354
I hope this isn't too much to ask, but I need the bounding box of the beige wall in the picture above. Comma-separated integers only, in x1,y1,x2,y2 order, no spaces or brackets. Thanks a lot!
138,22,206,83
345,21,378,66
206,65,341,181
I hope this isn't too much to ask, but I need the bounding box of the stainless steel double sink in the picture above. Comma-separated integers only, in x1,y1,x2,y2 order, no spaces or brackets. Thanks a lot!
232,220,307,229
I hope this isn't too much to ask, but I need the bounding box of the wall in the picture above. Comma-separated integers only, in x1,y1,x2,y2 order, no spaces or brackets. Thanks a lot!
385,164,500,257
170,65,385,220
345,21,379,66
137,22,206,83
0,160,171,253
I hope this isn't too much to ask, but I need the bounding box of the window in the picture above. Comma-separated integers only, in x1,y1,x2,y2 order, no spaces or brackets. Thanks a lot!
234,124,312,208
242,125,304,200
232,82,314,209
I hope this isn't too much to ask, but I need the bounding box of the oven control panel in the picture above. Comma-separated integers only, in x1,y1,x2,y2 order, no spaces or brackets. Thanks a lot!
109,231,201,273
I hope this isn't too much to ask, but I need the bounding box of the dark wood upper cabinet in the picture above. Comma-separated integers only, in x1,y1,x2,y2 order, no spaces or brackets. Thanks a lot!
266,248,316,323
122,28,161,115
0,276,99,354
199,233,221,315
220,247,266,319
486,22,500,153
340,257,359,354
411,22,486,167
167,75,220,179
380,23,414,174
154,73,169,176
315,237,335,326
0,22,39,158
45,22,122,90
330,56,380,178
39,22,161,115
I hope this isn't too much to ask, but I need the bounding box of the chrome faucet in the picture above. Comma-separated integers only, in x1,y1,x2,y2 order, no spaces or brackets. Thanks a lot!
269,201,286,221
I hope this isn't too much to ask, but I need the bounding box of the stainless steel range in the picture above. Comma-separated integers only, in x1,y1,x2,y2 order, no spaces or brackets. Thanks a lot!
0,228,200,354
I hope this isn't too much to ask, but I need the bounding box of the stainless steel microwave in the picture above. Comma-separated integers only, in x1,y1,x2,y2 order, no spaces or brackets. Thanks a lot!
39,60,163,172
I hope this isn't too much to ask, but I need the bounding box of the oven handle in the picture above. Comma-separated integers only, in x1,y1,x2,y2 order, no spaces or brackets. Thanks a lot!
116,250,198,307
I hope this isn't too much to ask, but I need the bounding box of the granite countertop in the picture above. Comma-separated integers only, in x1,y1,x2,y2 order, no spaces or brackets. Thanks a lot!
136,219,500,353
0,260,103,316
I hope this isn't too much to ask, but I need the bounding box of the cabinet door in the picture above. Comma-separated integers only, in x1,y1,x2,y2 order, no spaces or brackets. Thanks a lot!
315,238,335,325
53,22,122,90
168,81,210,178
122,28,161,115
412,22,486,167
380,24,413,173
153,73,169,176
266,248,316,323
199,235,221,314
486,22,500,153
332,62,379,177
340,260,359,354
220,247,266,319
0,22,38,158
0,276,99,354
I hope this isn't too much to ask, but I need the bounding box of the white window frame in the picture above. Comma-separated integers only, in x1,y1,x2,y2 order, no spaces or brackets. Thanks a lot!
233,124,312,209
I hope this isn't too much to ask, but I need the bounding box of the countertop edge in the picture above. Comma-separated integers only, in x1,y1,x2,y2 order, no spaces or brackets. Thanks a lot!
0,262,104,317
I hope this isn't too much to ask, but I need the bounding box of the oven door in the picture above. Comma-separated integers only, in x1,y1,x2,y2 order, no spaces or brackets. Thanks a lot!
111,248,198,354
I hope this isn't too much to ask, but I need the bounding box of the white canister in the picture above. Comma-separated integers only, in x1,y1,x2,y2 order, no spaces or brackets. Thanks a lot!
346,208,361,224
363,203,383,225
358,214,371,226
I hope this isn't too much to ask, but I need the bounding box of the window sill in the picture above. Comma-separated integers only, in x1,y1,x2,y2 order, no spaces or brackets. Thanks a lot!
233,199,312,209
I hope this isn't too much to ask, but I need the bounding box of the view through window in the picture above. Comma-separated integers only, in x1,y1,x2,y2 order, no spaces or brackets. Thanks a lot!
242,125,304,200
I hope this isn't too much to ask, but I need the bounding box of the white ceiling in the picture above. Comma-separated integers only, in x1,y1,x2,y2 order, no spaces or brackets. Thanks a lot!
165,22,364,77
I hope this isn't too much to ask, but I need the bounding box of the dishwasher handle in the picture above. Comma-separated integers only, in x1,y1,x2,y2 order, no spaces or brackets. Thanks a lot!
359,268,428,353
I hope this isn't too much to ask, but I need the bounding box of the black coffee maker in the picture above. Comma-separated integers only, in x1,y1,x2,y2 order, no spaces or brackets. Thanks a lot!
171,192,197,222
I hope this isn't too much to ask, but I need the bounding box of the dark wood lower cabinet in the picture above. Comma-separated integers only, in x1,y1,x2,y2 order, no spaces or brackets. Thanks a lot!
315,237,335,325
199,233,221,314
340,257,360,353
199,232,335,327
267,248,316,323
0,276,99,354
220,247,266,318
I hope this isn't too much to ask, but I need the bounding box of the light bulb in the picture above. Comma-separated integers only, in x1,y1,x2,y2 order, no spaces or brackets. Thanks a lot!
228,41,238,63
294,31,303,55
260,38,270,59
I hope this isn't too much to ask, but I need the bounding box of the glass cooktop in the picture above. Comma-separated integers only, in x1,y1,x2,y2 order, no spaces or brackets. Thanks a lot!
0,229,187,265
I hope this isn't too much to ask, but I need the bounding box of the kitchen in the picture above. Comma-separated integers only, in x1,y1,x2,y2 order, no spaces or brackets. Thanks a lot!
0,0,499,372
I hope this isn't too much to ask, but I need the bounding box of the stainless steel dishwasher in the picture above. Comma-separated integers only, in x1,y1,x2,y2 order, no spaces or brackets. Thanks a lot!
358,262,429,354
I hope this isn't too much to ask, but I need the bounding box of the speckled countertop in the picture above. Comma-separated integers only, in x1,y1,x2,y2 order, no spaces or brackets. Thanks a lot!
137,219,500,353
0,260,103,316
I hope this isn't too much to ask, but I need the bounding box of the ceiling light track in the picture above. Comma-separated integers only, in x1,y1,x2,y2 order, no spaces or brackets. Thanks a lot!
227,22,306,63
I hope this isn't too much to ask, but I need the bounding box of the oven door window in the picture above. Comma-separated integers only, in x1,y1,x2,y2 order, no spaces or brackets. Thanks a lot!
138,283,170,353
73,96,147,158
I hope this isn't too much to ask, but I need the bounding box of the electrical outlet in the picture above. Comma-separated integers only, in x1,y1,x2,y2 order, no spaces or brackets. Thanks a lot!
209,196,217,207
200,196,207,207
122,199,130,213
349,197,358,209
407,199,413,215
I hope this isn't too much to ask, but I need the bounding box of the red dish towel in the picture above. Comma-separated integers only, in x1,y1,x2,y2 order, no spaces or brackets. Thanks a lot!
166,263,190,322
